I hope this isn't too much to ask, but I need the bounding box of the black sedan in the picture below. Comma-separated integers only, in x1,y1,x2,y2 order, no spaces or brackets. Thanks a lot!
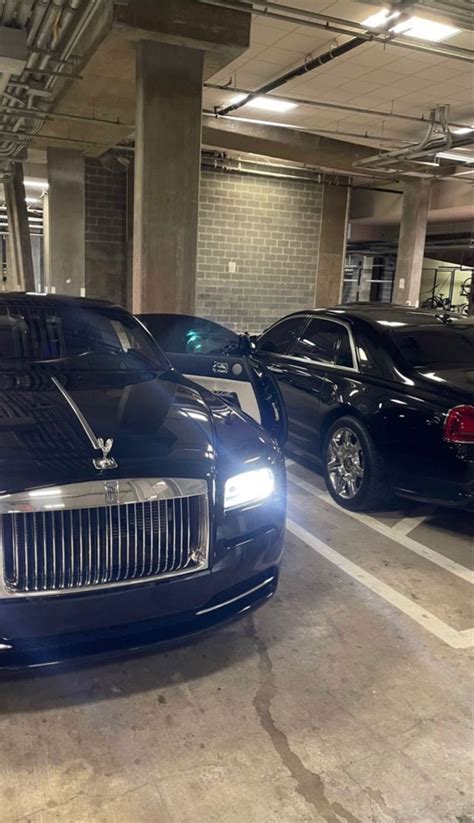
0,294,286,668
253,304,474,511
140,313,287,445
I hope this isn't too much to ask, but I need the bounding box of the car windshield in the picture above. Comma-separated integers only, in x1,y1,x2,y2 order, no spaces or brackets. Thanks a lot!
141,314,242,356
0,301,168,372
392,324,474,369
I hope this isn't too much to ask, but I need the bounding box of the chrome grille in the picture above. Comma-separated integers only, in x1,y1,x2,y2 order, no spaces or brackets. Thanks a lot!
1,479,209,595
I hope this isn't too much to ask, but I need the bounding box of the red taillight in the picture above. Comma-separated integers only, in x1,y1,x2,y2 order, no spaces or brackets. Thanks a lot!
444,405,474,444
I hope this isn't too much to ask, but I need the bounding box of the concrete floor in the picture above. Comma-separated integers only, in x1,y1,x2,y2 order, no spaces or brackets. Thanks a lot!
0,459,473,823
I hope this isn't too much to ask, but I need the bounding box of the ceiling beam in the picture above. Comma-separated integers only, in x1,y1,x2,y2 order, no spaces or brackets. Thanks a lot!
202,114,376,174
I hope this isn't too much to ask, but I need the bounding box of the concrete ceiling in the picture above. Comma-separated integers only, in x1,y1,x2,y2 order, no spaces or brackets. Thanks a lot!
26,0,474,183
203,0,474,151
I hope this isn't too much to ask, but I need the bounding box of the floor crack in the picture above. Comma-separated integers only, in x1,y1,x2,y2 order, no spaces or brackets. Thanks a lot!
246,615,362,823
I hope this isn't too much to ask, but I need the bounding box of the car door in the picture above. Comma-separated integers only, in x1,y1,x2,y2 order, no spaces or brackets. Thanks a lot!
280,317,346,454
139,313,287,444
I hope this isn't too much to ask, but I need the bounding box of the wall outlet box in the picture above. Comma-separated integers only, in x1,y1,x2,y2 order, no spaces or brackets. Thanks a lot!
228,261,237,273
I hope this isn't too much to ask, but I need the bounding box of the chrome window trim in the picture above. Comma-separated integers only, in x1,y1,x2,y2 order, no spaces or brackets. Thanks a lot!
290,314,360,373
0,478,210,599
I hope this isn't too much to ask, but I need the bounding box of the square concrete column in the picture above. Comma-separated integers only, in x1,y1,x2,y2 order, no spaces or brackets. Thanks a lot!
133,40,203,314
46,148,85,296
314,183,350,308
393,179,431,306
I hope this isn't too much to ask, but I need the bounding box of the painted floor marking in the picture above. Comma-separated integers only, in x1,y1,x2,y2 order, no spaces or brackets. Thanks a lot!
391,509,435,538
286,518,474,650
286,469,473,585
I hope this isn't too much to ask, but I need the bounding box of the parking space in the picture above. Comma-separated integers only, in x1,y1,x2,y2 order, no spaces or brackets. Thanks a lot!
1,458,472,823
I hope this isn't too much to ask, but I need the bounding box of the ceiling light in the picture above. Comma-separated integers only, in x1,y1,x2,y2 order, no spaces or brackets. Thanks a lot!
453,126,474,135
437,151,474,163
395,16,460,41
229,94,297,113
362,8,400,29
362,9,460,41
229,94,247,105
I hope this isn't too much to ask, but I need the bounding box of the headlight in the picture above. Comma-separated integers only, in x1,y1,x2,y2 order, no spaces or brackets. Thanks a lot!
224,468,275,510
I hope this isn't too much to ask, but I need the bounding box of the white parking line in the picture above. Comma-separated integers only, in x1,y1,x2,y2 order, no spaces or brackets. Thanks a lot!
287,519,474,650
287,471,473,585
392,510,435,538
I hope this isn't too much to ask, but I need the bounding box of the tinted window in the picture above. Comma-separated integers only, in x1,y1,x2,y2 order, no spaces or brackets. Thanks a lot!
292,318,340,364
335,328,354,368
257,317,303,354
392,325,474,369
141,314,240,356
0,301,166,372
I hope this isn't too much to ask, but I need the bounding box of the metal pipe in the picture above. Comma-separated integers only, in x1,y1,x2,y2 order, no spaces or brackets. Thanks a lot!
217,36,367,116
0,104,133,128
205,83,471,131
198,0,474,62
0,0,109,163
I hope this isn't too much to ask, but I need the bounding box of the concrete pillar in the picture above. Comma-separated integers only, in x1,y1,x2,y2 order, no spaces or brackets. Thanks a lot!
4,163,35,291
393,179,431,306
133,40,203,314
314,183,350,308
47,147,85,296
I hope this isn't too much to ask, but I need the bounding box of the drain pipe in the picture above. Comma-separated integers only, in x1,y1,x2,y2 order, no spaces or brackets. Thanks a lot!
216,37,367,116
217,36,367,117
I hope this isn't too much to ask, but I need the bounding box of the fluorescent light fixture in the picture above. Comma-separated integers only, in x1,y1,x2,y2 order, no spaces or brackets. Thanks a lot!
362,8,400,28
437,151,474,163
229,93,247,105
396,16,460,41
229,93,297,113
362,9,460,41
453,126,474,135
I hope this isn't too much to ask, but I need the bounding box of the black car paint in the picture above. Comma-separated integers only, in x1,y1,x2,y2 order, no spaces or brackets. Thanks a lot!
0,295,286,668
255,306,474,509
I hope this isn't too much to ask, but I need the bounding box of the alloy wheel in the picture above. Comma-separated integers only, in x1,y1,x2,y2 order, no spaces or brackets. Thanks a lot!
327,427,364,500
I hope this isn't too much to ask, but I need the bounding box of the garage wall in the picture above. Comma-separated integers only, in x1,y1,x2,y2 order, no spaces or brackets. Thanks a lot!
84,159,128,306
196,170,322,332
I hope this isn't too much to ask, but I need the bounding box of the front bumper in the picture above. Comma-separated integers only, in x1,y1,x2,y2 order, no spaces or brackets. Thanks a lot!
0,522,284,669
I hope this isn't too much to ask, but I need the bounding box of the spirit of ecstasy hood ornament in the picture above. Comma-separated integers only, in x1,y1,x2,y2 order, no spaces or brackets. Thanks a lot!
94,438,117,471
51,377,118,471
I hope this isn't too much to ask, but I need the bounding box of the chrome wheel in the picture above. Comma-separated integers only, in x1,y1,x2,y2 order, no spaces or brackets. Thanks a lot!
327,427,364,500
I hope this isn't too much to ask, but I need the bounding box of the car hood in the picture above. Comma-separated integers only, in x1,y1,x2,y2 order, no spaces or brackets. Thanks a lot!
416,366,474,404
0,369,274,495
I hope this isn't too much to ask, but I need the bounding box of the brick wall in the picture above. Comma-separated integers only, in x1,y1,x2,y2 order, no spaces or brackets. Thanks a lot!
83,163,323,326
196,170,322,332
85,158,128,306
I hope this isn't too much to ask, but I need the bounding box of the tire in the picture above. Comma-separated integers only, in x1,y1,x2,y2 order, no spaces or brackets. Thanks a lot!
322,416,391,512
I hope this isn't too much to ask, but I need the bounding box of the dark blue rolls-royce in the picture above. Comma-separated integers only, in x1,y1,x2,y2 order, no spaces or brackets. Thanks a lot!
0,294,286,668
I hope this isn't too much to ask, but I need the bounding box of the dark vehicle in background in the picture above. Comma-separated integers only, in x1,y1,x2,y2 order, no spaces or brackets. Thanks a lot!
253,304,474,511
140,313,287,445
0,294,286,668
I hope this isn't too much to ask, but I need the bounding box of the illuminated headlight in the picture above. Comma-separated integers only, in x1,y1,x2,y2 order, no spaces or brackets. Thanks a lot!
224,468,275,510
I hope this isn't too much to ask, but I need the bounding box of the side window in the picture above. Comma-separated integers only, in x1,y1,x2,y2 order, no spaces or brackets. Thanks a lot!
257,317,303,354
291,319,340,364
335,328,354,368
